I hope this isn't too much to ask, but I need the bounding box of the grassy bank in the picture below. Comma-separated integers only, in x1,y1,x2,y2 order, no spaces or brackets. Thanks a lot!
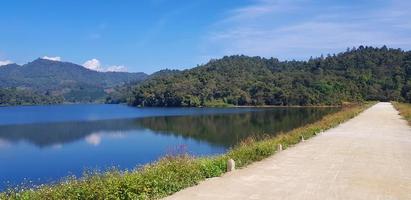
1,102,374,200
392,102,411,123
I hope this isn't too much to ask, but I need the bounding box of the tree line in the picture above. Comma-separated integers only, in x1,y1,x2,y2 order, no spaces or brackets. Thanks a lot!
0,88,63,106
117,46,411,107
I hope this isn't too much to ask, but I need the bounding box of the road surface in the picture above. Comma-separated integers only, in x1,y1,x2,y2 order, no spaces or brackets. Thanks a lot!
165,102,411,200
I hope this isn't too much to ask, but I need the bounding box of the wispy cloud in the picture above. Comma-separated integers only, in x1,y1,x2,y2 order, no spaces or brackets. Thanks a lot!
203,0,411,60
223,0,302,22
135,2,200,48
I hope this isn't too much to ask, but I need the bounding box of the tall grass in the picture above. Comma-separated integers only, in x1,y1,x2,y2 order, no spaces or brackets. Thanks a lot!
0,102,374,200
392,102,411,123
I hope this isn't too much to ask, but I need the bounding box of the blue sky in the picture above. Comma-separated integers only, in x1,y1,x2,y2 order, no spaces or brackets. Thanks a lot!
0,0,410,73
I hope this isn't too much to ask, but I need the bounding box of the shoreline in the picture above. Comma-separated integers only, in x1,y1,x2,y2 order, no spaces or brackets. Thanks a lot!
0,102,374,199
233,105,341,108
0,102,342,108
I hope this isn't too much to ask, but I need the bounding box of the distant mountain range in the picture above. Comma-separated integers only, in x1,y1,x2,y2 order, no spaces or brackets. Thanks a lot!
0,58,148,104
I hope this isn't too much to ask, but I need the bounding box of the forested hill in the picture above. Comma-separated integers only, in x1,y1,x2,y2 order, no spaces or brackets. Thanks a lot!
125,46,411,107
0,58,148,104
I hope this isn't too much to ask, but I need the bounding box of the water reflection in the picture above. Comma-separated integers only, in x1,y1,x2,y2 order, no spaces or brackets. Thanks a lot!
0,106,338,190
0,108,337,148
0,119,141,148
136,108,336,147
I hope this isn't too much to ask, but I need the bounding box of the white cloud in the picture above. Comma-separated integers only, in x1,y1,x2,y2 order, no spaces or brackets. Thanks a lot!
42,56,61,61
83,58,128,72
203,0,411,60
83,58,104,71
0,60,13,66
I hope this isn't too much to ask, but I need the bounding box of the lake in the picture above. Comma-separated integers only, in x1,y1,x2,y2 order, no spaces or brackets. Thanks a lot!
0,104,338,190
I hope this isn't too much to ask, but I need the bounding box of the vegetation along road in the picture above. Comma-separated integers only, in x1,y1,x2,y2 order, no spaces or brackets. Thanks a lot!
165,102,411,200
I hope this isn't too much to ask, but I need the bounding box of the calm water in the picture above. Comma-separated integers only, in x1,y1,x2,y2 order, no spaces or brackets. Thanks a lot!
0,104,338,190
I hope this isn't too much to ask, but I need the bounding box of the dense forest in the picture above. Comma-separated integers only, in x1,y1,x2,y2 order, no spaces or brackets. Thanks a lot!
0,58,147,105
119,46,411,107
0,88,63,106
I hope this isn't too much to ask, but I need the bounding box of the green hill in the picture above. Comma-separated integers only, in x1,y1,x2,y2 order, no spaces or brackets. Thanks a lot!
125,46,411,107
0,58,148,104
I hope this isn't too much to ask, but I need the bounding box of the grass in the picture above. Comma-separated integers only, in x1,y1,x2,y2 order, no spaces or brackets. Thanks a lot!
392,102,411,123
0,102,375,200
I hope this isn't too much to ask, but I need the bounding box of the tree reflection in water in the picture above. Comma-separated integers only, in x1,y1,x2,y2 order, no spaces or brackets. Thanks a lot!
0,107,338,148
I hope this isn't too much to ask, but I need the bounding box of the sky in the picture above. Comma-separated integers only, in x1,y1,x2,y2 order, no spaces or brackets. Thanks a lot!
0,0,410,73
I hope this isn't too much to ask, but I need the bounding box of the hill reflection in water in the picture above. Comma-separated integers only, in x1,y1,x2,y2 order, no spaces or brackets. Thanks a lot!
0,107,338,148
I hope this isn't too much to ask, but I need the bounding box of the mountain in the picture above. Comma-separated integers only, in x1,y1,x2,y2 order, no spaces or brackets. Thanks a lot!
124,46,411,107
0,58,148,104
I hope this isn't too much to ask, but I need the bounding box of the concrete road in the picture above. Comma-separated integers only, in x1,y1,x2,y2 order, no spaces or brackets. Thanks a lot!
164,102,411,200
